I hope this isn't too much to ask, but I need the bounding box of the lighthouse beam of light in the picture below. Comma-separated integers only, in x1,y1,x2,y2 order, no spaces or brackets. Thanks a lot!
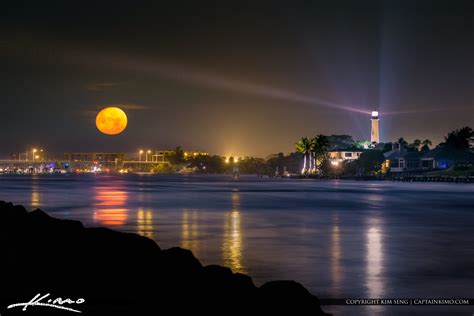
3,34,370,115
5,33,457,118
98,55,372,115
80,51,457,117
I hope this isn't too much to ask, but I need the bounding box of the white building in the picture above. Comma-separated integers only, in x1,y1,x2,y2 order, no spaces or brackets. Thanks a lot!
328,148,363,166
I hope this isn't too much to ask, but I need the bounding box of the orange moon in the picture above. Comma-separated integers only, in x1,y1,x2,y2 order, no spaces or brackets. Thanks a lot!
95,107,128,135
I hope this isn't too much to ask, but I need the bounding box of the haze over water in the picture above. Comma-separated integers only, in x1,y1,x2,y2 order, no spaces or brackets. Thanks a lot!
1,174,473,315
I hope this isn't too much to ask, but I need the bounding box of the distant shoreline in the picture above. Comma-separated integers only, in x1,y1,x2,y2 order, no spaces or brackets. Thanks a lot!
296,175,474,183
0,172,473,183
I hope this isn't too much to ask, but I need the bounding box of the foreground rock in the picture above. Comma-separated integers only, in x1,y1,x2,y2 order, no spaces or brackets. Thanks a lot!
0,201,329,315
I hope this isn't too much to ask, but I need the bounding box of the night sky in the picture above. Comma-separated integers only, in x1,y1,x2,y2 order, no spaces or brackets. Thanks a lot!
1,0,473,157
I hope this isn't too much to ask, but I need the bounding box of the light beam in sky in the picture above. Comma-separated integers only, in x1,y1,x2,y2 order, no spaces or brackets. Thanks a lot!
95,55,452,118
4,35,455,119
104,56,372,115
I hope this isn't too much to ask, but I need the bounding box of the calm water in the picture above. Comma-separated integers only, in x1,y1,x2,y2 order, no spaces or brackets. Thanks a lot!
1,174,473,315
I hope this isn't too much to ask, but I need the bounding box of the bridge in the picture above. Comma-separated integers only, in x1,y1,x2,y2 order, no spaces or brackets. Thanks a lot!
0,159,59,165
0,159,168,173
0,159,66,172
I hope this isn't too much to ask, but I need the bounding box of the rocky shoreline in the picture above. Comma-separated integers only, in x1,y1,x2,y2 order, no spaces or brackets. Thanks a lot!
0,201,329,315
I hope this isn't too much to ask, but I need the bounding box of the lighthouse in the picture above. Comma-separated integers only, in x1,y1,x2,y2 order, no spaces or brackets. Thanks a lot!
371,111,379,143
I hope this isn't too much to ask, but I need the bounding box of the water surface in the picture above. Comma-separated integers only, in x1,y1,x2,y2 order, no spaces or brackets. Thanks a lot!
1,174,473,315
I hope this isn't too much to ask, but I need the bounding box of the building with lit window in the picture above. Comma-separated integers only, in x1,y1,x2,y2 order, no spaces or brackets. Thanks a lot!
151,150,209,159
64,152,126,162
184,151,209,158
383,143,474,173
328,148,364,166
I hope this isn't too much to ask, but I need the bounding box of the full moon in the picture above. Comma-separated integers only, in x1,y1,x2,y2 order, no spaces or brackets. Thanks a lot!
95,107,128,135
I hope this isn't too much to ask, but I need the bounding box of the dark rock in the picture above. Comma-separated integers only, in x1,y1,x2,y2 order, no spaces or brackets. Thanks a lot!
0,201,330,315
260,280,329,314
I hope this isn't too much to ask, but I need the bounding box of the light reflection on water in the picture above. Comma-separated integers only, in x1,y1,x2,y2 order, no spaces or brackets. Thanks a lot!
137,208,154,239
366,218,384,298
331,215,342,296
364,191,385,314
31,188,40,208
93,186,129,226
181,209,200,257
2,174,474,316
30,176,41,208
222,191,246,274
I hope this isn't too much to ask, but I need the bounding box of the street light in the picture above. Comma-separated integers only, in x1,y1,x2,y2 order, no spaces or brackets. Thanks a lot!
139,150,144,162
32,149,37,162
146,150,151,162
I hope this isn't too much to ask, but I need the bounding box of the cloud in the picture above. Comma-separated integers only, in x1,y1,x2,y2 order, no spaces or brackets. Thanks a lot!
81,110,98,117
81,104,150,116
118,104,150,110
85,82,121,91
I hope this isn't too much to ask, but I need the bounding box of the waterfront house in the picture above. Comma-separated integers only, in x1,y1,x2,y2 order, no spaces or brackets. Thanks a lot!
328,147,363,166
383,143,407,172
420,146,474,169
384,143,474,173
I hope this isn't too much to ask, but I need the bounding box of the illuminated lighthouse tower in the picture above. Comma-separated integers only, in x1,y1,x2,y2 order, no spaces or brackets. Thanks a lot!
371,111,379,143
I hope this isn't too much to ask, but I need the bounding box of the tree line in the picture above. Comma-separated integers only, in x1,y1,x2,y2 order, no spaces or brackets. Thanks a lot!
149,126,473,176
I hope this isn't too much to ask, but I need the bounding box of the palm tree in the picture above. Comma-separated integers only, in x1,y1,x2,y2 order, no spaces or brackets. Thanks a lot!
295,137,314,174
397,137,408,147
421,139,432,151
312,135,329,172
444,126,473,149
410,139,422,151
